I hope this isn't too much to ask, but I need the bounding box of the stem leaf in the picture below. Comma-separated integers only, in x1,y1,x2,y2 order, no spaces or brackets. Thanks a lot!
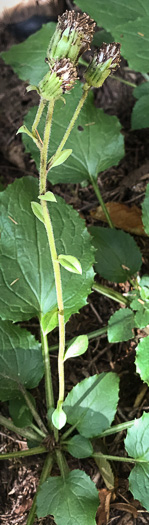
64,335,88,362
51,149,72,168
31,201,44,223
41,309,58,335
38,191,57,202
58,254,82,274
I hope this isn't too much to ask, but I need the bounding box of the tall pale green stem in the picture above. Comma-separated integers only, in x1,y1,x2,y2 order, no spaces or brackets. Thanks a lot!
39,99,54,194
40,328,54,410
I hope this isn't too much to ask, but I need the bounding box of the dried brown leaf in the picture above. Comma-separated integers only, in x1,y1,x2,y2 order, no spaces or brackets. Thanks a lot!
90,202,147,236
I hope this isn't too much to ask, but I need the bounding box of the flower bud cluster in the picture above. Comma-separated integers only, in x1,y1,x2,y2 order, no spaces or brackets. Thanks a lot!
84,42,121,88
27,10,96,101
27,11,121,101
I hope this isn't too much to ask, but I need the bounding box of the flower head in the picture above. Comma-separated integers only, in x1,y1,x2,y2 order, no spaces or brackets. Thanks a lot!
27,58,77,101
46,10,96,65
84,42,121,88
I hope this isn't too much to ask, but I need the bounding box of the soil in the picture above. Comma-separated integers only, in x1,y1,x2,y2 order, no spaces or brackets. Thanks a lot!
0,1,149,525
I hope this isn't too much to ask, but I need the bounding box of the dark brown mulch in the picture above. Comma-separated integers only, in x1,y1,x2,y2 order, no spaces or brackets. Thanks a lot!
0,2,149,524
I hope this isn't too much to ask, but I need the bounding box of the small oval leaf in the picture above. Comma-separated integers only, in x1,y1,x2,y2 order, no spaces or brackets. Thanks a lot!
41,309,58,335
16,125,29,135
52,406,67,430
31,201,44,223
64,335,88,362
52,149,72,168
66,434,93,458
58,254,82,274
38,191,57,202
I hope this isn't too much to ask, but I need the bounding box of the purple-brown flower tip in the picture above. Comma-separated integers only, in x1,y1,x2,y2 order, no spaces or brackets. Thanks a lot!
84,42,121,88
47,10,96,65
52,58,78,93
96,42,121,70
36,58,77,101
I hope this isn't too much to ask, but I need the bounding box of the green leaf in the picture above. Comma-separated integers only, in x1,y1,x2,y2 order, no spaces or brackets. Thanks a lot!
23,83,124,184
114,18,149,73
133,82,149,99
142,183,149,235
0,320,43,401
76,1,149,72
65,434,93,458
0,177,94,322
125,412,149,511
108,308,135,343
76,0,148,31
38,191,57,202
135,337,149,385
135,306,149,329
9,392,35,428
90,227,142,283
131,95,149,129
64,335,88,362
52,406,67,430
58,254,82,274
1,23,56,84
41,309,58,335
92,29,114,47
31,201,44,223
51,149,72,168
37,469,99,523
63,373,119,438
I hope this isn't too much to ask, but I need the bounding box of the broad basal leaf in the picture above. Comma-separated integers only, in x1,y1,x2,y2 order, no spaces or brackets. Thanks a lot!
63,373,119,438
133,82,149,99
90,227,142,283
9,392,35,428
142,183,149,235
1,22,56,84
37,469,99,524
76,0,148,29
125,413,149,511
23,83,124,184
135,337,149,385
76,1,149,72
0,177,94,322
131,95,149,130
0,320,43,401
108,308,135,343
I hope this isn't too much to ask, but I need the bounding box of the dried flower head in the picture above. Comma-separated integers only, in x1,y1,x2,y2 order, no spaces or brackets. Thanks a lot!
27,58,77,101
84,42,121,88
46,10,96,65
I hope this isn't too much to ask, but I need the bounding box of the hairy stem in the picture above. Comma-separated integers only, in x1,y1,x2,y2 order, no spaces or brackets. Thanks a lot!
47,86,90,171
93,282,129,305
49,325,107,352
0,446,47,460
90,175,114,228
55,449,69,479
0,414,41,443
20,384,48,435
41,200,65,407
98,419,135,437
93,453,136,463
32,98,46,137
26,453,54,525
40,328,54,411
39,99,54,194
